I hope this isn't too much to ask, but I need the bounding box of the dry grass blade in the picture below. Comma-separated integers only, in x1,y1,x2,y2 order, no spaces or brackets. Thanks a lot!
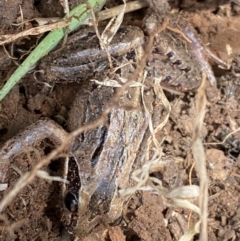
96,0,149,22
100,0,126,45
11,17,61,26
152,77,171,149
36,170,69,184
179,221,201,241
191,71,208,241
0,20,69,45
91,79,145,87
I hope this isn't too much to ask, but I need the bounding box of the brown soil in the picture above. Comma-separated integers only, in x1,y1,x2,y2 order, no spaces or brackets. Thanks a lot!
1,0,240,240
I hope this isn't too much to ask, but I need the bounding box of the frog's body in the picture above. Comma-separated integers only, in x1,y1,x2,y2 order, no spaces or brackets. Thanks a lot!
39,15,203,236
63,84,149,236
0,12,204,239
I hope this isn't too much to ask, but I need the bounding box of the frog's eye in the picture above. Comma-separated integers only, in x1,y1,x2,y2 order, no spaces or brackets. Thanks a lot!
166,51,175,58
64,191,78,212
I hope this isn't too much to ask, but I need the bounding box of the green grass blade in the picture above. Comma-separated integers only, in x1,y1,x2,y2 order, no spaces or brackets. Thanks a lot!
0,0,106,101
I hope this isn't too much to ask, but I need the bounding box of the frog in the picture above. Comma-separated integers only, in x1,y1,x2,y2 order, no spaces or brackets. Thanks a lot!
55,14,203,237
0,23,151,239
0,12,204,239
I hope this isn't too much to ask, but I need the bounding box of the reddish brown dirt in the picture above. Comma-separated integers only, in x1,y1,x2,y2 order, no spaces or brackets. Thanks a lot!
1,0,240,241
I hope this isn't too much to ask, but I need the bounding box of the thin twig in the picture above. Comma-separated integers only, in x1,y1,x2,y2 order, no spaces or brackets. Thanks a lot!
167,25,192,43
